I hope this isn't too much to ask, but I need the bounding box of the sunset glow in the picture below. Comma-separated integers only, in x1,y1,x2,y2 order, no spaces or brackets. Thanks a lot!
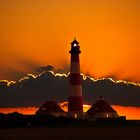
0,107,38,115
112,105,140,120
0,104,140,120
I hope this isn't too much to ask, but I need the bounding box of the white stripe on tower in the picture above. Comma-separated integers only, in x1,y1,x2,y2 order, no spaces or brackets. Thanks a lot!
69,85,82,96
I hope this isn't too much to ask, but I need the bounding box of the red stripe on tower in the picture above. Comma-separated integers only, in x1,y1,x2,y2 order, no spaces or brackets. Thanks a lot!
68,38,84,119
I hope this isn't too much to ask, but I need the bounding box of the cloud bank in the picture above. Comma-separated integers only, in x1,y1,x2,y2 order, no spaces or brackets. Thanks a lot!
0,69,140,107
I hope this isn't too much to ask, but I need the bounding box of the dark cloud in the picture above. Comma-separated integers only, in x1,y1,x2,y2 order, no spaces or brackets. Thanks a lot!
37,65,55,73
0,71,140,107
36,65,69,74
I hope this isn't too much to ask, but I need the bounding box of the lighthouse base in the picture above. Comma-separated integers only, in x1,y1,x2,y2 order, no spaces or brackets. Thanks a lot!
68,96,84,119
67,111,85,119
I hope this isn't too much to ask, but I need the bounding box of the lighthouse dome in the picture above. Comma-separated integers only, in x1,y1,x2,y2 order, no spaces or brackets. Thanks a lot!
71,38,79,45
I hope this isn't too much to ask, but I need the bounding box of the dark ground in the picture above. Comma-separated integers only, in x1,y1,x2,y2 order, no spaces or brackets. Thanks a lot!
0,113,140,140
0,124,140,140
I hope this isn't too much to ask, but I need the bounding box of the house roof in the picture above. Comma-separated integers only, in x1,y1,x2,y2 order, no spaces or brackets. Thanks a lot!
36,100,65,114
86,97,117,115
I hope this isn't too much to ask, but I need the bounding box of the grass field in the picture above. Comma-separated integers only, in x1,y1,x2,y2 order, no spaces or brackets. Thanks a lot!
0,126,140,140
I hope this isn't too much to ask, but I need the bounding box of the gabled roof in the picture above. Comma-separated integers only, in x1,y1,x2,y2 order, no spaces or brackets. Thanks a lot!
36,100,65,114
86,97,117,115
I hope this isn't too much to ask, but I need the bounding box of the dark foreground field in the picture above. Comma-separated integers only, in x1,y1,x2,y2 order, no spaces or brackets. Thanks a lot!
0,125,140,140
0,113,140,140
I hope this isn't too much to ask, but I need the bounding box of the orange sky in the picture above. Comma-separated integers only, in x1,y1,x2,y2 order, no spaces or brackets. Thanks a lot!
0,0,140,82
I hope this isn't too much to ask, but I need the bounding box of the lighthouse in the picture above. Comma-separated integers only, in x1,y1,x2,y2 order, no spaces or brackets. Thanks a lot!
68,38,83,119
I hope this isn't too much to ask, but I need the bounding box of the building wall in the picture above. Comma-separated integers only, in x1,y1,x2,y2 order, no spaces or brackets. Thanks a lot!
86,112,119,121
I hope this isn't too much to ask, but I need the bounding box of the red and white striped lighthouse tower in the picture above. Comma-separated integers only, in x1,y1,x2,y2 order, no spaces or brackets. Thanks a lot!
68,38,83,118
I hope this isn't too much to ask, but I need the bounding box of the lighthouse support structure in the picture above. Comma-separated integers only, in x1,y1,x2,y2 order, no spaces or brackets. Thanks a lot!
68,39,84,119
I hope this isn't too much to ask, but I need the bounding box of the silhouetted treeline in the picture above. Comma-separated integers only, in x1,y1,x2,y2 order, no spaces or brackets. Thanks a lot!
0,112,140,128
0,112,80,128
